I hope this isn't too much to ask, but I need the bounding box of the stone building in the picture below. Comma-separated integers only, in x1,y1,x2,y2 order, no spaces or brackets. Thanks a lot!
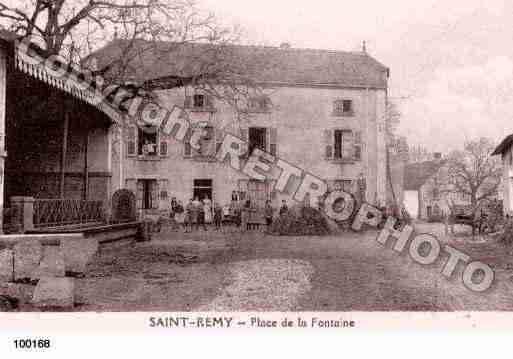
403,156,471,220
493,134,513,215
94,41,391,216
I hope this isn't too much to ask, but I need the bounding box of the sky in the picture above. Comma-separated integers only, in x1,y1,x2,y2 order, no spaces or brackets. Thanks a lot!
201,0,513,153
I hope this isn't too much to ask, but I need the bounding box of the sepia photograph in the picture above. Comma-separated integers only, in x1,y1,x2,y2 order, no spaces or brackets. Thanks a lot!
0,1,513,352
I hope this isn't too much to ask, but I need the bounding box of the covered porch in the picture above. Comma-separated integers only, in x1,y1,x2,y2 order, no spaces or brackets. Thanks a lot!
0,35,120,233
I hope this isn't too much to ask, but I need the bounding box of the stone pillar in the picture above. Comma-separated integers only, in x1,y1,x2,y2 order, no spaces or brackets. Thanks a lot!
10,196,34,233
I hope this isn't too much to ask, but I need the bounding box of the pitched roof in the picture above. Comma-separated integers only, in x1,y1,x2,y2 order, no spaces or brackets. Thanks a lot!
90,39,389,89
492,134,513,156
404,160,446,191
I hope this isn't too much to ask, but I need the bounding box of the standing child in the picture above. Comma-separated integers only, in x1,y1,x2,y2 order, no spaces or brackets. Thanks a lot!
197,199,207,231
214,202,223,231
184,199,194,233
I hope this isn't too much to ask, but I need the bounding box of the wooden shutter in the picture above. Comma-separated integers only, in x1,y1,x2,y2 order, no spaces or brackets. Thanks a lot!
158,179,169,201
184,96,192,109
205,96,214,109
184,143,192,157
342,130,354,160
240,128,249,157
127,126,137,156
160,139,168,157
324,129,333,160
269,127,277,156
136,180,144,210
354,130,362,161
151,181,158,209
183,128,193,158
215,127,224,153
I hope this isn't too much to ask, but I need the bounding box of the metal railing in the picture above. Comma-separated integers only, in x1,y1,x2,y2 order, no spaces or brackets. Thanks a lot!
33,199,106,228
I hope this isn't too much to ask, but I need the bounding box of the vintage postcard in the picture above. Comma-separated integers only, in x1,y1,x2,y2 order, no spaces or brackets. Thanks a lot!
0,0,512,356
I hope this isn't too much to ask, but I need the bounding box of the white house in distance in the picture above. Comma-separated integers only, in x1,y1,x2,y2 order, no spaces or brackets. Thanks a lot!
93,41,392,216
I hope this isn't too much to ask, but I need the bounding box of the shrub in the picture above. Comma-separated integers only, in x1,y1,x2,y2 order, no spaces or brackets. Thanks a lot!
269,206,331,236
499,218,513,246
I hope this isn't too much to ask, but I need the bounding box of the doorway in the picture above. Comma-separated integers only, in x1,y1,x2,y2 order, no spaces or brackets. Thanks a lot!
193,179,213,201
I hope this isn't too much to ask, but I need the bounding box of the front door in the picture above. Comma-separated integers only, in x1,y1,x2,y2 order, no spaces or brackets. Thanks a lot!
193,179,213,201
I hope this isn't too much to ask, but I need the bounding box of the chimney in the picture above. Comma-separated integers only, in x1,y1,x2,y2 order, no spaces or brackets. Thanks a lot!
362,41,367,53
280,42,291,50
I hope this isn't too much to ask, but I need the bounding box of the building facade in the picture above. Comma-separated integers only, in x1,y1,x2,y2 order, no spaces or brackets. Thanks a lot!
96,42,391,216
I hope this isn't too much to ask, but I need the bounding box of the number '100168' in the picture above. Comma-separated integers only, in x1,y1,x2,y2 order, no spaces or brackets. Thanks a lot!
14,339,50,349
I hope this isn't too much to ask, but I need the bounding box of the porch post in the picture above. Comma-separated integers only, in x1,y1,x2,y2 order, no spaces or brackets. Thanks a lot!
60,104,69,198
0,47,7,233
83,129,89,200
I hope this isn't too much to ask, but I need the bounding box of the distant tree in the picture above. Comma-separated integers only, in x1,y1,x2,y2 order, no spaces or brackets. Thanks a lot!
445,137,502,216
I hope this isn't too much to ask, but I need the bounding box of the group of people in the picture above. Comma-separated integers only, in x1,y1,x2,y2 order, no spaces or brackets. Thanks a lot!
168,194,290,233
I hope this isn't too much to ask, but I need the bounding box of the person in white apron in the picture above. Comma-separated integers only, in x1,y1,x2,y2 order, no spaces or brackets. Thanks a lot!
203,195,213,224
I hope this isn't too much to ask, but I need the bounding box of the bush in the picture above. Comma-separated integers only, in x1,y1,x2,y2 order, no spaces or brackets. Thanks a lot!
499,219,513,246
269,206,331,236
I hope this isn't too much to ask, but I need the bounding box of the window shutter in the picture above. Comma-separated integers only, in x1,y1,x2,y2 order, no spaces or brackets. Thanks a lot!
151,181,158,209
160,139,168,157
184,128,193,158
205,96,213,109
269,127,277,156
215,127,224,153
184,142,192,158
136,180,144,210
159,179,169,202
184,96,192,109
240,128,249,157
354,131,362,161
127,126,137,156
324,129,333,160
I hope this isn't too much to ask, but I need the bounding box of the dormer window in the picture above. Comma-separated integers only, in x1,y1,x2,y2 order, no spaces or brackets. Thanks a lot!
333,99,354,117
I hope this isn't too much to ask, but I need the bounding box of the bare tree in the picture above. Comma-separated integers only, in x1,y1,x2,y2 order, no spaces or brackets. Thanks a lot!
0,1,256,92
445,137,502,216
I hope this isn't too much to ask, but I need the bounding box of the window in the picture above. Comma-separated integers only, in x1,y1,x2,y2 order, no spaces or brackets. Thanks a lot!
193,94,205,108
198,126,215,157
184,93,214,111
334,130,354,160
193,179,213,201
248,127,267,156
137,179,158,210
138,126,158,156
325,129,362,162
333,180,353,193
333,99,354,116
241,127,278,157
